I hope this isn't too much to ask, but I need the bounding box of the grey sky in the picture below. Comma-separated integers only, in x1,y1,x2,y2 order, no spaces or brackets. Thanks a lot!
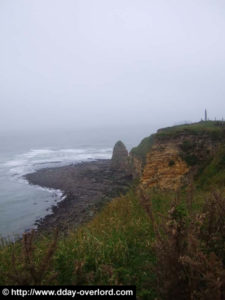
1,0,225,132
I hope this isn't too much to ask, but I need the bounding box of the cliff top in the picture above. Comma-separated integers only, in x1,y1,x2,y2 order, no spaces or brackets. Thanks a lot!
157,120,225,137
131,121,225,163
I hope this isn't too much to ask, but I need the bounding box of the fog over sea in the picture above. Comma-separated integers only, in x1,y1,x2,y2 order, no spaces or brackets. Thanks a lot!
0,126,152,239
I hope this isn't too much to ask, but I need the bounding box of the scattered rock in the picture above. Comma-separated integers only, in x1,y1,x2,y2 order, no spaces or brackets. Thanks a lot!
25,159,132,234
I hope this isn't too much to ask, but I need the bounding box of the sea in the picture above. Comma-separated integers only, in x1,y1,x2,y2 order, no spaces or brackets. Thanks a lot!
0,126,152,240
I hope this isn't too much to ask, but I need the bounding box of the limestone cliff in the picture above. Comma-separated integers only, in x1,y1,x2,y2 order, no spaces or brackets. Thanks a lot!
130,121,225,190
141,141,189,190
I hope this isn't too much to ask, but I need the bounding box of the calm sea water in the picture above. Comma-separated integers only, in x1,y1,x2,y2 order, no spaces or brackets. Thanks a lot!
0,126,151,239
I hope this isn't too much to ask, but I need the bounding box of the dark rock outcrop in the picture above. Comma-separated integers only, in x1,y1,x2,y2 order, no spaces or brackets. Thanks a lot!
111,141,130,174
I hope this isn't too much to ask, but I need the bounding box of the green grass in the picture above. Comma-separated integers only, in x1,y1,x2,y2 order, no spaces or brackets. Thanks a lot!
157,120,225,138
196,146,225,189
0,187,214,298
130,134,155,164
0,190,157,298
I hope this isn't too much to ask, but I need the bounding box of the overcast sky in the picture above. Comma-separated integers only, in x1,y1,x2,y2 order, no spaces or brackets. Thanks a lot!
0,0,225,132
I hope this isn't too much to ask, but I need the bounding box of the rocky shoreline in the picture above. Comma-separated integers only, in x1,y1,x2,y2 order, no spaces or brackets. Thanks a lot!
25,159,132,234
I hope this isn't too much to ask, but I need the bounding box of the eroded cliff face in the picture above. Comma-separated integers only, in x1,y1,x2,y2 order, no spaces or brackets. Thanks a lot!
130,126,223,190
141,141,189,190
129,155,143,178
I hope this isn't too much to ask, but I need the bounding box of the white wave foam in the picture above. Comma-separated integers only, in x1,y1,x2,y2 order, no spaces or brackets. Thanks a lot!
5,147,112,177
35,186,65,199
5,159,27,167
23,149,55,158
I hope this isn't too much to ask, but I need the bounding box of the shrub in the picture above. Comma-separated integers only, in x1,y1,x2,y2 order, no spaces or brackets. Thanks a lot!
168,160,175,167
180,140,194,152
152,192,225,299
3,230,58,285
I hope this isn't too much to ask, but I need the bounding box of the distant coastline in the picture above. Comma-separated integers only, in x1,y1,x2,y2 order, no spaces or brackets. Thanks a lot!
24,159,132,234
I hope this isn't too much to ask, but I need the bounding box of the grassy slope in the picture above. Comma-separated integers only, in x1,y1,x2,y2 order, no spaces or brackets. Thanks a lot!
0,190,157,298
0,188,211,298
196,146,225,189
130,134,155,164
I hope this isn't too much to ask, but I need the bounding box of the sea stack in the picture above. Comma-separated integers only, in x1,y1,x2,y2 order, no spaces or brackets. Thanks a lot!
111,141,130,173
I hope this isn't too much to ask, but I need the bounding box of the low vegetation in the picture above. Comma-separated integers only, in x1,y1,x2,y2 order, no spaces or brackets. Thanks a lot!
196,146,225,189
157,120,225,138
0,185,225,299
130,134,155,164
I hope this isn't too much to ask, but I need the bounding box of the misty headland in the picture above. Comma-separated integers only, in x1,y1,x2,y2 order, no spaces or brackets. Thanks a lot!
1,0,225,297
